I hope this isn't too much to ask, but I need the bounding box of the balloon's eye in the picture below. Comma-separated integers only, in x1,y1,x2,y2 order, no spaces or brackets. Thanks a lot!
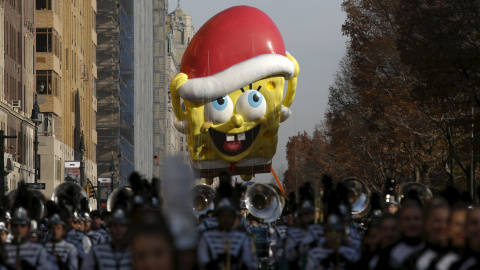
248,92,263,108
204,96,234,124
236,90,267,122
213,97,227,110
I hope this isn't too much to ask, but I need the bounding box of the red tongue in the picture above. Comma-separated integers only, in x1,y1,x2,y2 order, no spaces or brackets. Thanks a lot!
223,138,243,153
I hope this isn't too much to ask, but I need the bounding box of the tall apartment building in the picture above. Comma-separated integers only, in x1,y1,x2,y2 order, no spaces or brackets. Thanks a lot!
165,3,193,166
97,0,155,185
35,0,97,196
97,0,192,183
0,0,36,191
152,0,168,178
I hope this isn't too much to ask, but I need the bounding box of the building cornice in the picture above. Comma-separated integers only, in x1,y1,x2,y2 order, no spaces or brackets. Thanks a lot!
0,101,35,129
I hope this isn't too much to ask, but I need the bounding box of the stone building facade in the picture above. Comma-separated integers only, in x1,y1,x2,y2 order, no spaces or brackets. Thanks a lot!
0,0,36,191
35,0,97,196
166,3,193,167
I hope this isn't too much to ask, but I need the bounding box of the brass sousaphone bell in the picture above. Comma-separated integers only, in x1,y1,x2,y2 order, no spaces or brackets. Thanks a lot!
340,177,371,220
51,182,89,213
399,182,432,205
7,188,46,220
245,183,284,223
191,185,216,217
106,186,133,212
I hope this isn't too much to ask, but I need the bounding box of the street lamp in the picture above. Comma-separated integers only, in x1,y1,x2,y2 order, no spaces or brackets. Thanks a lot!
109,155,116,192
31,94,42,183
79,132,85,187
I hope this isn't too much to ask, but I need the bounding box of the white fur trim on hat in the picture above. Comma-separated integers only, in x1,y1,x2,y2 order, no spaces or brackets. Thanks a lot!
173,119,188,134
178,54,295,101
280,105,292,122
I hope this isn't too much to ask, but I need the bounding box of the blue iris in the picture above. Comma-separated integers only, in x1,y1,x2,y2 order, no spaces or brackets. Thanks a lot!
212,96,228,111
248,91,263,108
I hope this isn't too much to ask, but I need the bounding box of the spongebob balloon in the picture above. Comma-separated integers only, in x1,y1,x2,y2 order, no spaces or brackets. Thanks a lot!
170,6,299,179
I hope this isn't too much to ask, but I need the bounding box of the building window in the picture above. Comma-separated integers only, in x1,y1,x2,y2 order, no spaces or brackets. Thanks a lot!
36,29,61,58
92,9,96,31
92,42,96,65
180,137,183,142
180,146,183,151
36,28,53,52
39,113,54,136
55,160,61,180
36,0,52,10
92,78,96,97
36,70,59,96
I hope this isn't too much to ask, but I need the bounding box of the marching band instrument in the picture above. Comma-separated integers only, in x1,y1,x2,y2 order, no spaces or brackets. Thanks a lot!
341,177,371,220
106,186,133,212
245,183,284,222
7,189,46,220
399,182,433,205
191,185,216,217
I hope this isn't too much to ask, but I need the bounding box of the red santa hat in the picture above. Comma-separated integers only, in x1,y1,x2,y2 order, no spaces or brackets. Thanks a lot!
178,6,295,101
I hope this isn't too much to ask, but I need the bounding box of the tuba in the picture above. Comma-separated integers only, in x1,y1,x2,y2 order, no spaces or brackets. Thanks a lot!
191,185,216,217
341,177,371,220
399,182,432,205
245,183,284,222
106,186,133,212
51,182,88,212
7,189,46,220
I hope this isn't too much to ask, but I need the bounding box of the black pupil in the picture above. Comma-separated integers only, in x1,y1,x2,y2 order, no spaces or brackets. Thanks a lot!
253,94,260,102
217,97,225,105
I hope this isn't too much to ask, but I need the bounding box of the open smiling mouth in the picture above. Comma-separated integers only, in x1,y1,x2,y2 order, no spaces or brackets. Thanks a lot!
209,125,261,156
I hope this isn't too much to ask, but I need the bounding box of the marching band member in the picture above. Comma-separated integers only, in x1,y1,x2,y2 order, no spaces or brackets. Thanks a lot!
3,181,51,269
197,171,257,270
84,212,106,245
299,176,331,259
448,207,480,270
305,213,360,270
90,210,110,243
354,193,383,269
272,192,296,262
366,214,400,270
65,209,92,265
44,200,78,270
283,181,315,269
131,209,176,270
81,188,132,270
426,203,468,270
402,197,451,270
373,199,425,270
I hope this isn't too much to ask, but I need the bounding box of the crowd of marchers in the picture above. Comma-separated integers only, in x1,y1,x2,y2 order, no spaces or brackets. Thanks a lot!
1,171,480,270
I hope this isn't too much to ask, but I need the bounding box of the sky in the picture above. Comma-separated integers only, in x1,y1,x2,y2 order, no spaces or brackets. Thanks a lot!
168,0,348,183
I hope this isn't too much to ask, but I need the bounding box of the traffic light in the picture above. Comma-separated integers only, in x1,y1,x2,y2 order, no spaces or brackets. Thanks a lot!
84,184,94,198
88,185,94,198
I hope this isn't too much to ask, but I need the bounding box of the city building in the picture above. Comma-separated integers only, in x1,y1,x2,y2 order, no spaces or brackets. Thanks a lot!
35,0,98,196
0,0,36,191
97,0,193,184
97,0,155,185
165,2,193,167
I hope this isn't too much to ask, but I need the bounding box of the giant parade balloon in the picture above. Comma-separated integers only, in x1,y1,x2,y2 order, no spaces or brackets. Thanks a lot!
170,6,299,179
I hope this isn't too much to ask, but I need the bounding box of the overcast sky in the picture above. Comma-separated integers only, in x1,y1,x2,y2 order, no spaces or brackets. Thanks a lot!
169,0,348,183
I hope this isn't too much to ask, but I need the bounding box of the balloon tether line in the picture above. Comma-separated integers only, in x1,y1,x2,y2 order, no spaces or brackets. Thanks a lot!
271,167,285,195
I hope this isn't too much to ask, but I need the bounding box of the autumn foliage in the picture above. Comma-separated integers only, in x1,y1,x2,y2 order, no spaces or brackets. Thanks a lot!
283,0,480,197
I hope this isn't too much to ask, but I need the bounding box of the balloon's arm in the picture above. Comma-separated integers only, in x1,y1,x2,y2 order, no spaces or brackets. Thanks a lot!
170,73,189,121
281,54,299,122
283,54,299,108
